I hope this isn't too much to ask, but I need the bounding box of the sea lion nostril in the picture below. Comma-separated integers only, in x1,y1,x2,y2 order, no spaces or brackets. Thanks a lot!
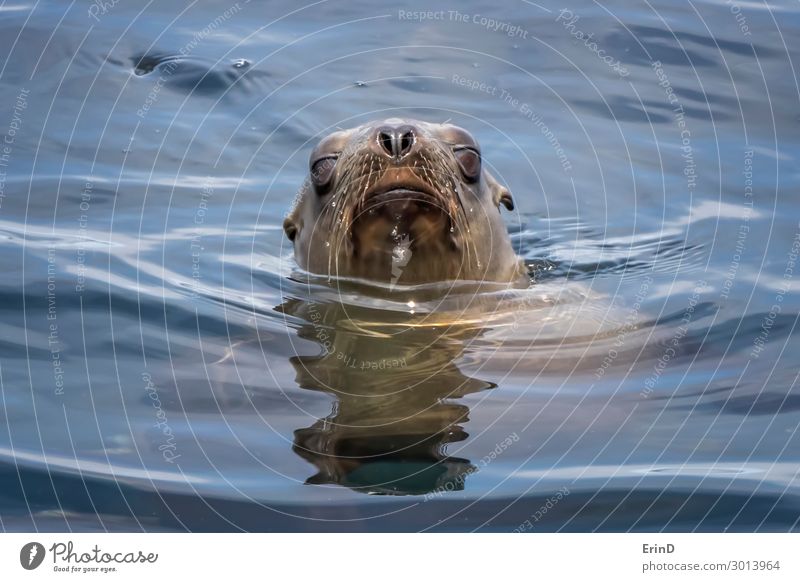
378,129,395,156
376,126,416,158
399,130,415,156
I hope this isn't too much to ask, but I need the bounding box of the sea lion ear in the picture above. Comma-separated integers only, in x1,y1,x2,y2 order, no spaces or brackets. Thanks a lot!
283,217,298,241
496,186,515,211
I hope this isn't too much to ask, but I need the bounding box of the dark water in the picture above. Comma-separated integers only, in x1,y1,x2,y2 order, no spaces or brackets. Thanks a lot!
1,0,799,532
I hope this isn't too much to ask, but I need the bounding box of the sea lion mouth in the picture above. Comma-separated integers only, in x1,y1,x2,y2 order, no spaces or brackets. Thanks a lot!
362,186,445,218
358,166,455,216
350,179,455,260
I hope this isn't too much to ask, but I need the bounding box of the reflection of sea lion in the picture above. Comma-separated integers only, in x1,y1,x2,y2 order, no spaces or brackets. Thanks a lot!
283,118,527,285
280,298,491,495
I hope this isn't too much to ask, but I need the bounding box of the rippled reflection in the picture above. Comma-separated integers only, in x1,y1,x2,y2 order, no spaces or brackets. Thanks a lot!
280,295,491,495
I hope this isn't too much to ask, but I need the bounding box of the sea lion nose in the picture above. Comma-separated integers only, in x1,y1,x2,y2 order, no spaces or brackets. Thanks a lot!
375,124,416,159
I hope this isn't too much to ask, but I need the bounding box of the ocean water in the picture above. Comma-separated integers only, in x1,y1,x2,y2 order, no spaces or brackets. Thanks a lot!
0,0,799,531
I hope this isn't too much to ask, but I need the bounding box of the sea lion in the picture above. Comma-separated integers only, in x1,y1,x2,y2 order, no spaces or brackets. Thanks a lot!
283,118,527,286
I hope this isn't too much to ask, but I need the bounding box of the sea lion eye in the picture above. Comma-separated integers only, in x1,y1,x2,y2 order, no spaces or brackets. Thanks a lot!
310,155,338,191
454,147,481,182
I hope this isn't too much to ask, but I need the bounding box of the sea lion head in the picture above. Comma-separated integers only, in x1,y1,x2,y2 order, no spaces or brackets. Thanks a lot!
283,118,526,286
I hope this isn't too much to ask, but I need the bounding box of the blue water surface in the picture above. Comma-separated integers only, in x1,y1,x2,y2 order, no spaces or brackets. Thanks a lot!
0,0,799,531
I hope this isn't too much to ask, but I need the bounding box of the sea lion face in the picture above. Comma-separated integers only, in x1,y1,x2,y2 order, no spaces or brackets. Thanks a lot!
284,118,525,285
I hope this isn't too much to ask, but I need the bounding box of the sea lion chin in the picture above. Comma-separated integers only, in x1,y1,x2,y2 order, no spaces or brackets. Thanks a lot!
283,118,527,286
